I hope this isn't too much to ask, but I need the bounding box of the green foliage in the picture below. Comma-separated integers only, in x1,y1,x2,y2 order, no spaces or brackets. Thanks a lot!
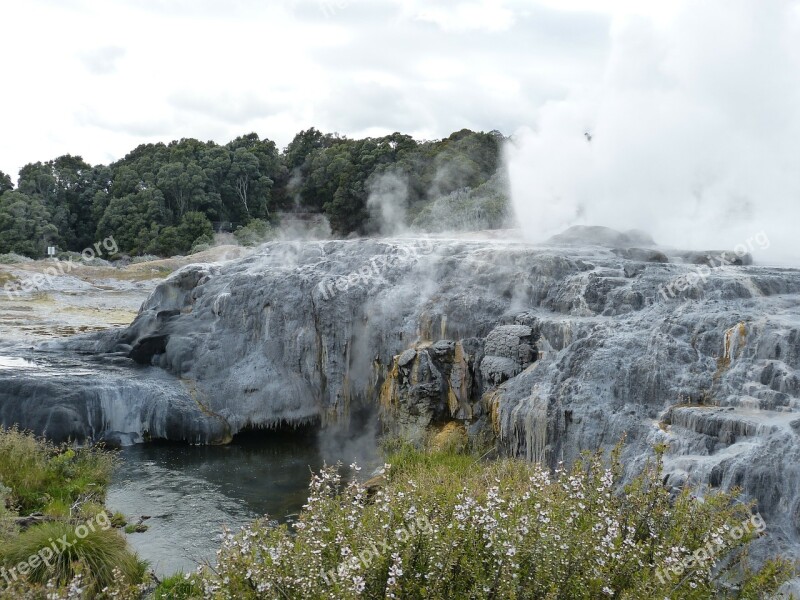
129,254,160,264
146,211,213,257
0,427,115,516
0,429,147,598
0,521,147,593
16,156,103,250
95,190,162,255
0,253,33,264
178,211,214,248
234,218,273,246
0,170,12,194
154,573,203,599
294,129,504,235
190,447,792,599
5,128,505,256
190,235,214,254
411,171,511,232
0,192,58,257
109,512,127,529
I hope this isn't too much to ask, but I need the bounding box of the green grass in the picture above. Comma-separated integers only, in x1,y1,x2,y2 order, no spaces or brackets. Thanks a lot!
385,440,478,478
0,427,115,516
0,428,147,597
154,573,203,599
0,521,147,593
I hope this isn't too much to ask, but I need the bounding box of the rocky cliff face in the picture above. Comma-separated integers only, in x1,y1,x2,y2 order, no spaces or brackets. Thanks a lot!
2,235,800,557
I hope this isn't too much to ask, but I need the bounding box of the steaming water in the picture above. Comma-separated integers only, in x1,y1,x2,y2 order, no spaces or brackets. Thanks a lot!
106,432,322,576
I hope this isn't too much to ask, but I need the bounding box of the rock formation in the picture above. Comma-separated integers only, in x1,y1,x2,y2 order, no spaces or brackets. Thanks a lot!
2,233,799,560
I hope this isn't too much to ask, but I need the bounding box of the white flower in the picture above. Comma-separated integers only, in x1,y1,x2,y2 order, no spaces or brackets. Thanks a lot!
352,575,366,593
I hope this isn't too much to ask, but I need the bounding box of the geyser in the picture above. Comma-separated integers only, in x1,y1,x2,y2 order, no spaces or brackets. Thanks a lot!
507,0,800,266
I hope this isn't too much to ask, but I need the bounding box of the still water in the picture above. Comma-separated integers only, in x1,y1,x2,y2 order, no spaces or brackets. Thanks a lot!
107,431,323,576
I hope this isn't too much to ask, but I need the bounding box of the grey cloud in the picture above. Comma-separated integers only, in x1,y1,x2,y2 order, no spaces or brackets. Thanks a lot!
76,107,177,138
80,46,127,75
168,91,288,125
317,80,418,133
307,4,608,67
317,75,545,140
302,3,608,139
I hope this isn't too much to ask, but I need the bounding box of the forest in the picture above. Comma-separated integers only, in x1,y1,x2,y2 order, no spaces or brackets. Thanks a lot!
0,128,508,258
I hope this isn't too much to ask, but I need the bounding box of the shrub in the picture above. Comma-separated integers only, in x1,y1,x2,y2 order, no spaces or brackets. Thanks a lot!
411,172,511,233
190,234,214,254
147,212,214,257
0,253,33,264
234,219,273,246
0,429,146,599
191,446,792,599
154,573,203,599
0,521,146,594
0,428,115,516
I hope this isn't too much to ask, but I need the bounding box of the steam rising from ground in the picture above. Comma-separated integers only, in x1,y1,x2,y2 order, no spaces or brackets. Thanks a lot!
507,0,800,265
367,172,410,235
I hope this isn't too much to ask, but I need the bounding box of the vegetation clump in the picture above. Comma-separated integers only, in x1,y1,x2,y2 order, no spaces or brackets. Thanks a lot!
0,253,33,264
174,445,791,599
234,218,274,246
0,427,115,516
0,428,147,598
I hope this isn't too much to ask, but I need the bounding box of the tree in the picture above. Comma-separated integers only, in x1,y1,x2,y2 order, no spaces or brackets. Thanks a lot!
16,155,95,249
156,161,208,220
282,127,334,171
147,211,213,256
177,211,213,248
226,148,273,220
96,190,163,255
0,191,58,257
2,128,507,254
0,170,12,194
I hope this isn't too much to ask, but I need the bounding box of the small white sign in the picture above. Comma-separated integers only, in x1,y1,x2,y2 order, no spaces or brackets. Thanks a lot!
47,246,56,256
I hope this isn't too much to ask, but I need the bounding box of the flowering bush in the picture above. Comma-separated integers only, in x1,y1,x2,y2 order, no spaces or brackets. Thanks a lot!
188,446,791,599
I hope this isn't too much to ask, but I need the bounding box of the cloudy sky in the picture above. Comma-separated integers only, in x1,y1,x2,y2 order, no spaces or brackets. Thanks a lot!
0,0,676,179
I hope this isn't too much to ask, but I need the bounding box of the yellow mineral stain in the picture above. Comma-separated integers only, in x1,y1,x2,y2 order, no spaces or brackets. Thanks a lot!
484,388,503,435
380,358,400,410
431,421,467,453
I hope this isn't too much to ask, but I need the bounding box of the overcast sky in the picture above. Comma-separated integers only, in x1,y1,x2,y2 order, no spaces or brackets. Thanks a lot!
0,0,680,179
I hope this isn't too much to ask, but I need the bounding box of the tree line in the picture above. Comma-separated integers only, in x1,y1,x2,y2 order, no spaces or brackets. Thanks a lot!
0,128,506,258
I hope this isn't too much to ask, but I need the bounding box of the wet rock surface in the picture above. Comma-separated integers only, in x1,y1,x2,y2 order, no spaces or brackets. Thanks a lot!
2,236,800,562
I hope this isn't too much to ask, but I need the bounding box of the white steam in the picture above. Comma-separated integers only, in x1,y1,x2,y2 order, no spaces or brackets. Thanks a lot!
367,172,409,235
508,0,800,265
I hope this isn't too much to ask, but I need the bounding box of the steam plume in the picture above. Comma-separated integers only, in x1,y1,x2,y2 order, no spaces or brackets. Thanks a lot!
507,0,800,265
